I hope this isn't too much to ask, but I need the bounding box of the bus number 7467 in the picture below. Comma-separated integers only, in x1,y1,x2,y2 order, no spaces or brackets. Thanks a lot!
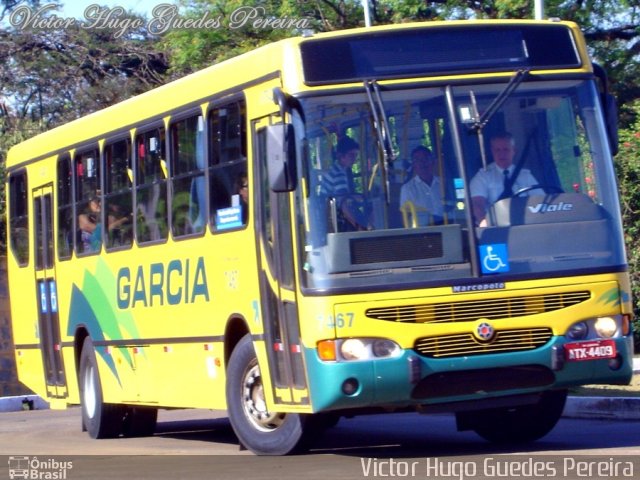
326,313,355,329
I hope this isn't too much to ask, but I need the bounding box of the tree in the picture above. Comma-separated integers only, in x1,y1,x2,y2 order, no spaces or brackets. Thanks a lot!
1,8,169,128
0,1,171,249
614,102,640,348
161,0,365,76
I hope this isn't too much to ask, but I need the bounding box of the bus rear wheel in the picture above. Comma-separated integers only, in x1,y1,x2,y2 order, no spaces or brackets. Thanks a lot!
226,334,308,455
461,389,568,444
79,337,126,439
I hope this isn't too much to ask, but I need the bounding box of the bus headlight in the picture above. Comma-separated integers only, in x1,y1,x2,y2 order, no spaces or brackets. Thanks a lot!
318,338,402,362
341,339,367,361
565,316,624,341
594,316,618,338
566,321,588,340
372,339,400,358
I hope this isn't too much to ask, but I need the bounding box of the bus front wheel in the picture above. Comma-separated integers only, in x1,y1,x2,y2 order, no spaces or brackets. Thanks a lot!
460,389,568,444
226,334,308,455
79,337,126,439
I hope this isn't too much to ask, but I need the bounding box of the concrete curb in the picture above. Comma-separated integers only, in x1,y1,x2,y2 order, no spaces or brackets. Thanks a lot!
0,395,50,413
2,359,638,416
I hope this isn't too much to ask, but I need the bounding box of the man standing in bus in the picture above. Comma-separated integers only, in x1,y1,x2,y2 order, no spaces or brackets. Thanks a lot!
400,146,445,226
470,131,542,226
319,136,369,231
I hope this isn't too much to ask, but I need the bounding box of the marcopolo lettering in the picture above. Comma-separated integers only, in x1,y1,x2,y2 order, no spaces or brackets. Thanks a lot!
117,257,210,308
452,282,505,293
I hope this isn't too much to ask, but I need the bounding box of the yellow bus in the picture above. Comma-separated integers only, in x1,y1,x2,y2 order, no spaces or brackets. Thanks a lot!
6,20,634,455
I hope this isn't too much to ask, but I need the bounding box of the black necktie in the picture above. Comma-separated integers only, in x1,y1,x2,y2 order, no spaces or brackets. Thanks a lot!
501,168,512,199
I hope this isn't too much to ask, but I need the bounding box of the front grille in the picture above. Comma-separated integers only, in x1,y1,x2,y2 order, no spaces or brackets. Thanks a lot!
366,291,590,324
414,327,553,358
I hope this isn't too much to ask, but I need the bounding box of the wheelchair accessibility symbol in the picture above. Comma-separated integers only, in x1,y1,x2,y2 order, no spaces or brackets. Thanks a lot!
479,244,510,274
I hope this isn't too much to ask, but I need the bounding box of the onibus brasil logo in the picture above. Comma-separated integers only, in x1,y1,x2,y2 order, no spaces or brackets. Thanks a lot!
8,456,73,479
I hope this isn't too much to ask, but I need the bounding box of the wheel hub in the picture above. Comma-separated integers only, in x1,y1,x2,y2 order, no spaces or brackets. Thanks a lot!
242,364,285,431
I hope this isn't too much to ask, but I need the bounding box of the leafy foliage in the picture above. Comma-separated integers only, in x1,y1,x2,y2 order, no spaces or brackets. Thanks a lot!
161,0,365,75
614,103,640,348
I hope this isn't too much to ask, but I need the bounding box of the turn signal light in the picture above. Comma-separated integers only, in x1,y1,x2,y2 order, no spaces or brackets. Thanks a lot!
317,340,336,361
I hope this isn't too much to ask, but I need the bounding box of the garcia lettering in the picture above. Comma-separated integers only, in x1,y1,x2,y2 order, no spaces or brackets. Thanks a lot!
117,257,209,308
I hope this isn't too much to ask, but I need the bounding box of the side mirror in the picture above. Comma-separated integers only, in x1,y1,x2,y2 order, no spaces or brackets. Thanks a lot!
266,123,297,192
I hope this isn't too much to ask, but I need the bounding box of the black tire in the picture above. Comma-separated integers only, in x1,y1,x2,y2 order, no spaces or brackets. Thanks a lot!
122,406,158,437
226,334,308,455
79,337,126,439
469,389,568,444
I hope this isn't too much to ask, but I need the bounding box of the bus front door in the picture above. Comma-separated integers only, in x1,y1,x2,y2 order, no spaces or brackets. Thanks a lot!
32,185,67,399
255,115,310,407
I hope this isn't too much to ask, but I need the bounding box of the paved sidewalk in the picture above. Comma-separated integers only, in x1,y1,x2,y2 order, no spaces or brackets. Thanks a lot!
2,359,639,416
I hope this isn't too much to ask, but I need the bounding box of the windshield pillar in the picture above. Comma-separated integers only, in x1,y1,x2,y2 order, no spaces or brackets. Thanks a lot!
445,86,481,277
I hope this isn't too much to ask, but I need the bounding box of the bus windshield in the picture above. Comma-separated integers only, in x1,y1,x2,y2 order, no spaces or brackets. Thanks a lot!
297,79,626,290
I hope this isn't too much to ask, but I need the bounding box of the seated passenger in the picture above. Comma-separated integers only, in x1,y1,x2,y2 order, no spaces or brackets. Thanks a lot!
319,136,369,231
78,196,101,252
78,196,130,252
400,146,444,226
235,172,249,224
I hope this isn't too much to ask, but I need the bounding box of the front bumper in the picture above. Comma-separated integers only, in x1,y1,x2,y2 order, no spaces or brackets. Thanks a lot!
304,334,634,412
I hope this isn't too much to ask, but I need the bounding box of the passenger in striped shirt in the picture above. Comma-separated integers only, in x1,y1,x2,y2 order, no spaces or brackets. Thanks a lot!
319,136,368,231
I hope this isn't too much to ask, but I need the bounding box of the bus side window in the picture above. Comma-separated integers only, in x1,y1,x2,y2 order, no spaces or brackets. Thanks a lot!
74,148,100,255
57,156,73,259
135,127,168,244
170,114,206,237
208,100,247,231
105,138,133,249
8,170,29,266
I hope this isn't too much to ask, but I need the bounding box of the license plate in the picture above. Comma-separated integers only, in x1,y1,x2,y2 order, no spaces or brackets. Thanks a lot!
564,339,617,361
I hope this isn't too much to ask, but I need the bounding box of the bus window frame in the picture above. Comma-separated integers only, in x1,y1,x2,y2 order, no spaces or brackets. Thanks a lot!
8,169,29,267
74,146,102,256
56,154,74,261
104,134,134,252
168,108,208,240
134,123,169,246
207,97,248,234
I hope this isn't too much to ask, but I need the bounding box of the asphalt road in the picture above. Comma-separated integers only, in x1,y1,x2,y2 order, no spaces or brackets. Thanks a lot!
1,407,639,479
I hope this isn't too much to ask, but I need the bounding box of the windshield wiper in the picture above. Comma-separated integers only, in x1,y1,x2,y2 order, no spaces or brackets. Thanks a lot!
364,80,394,204
470,68,530,131
469,68,530,168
